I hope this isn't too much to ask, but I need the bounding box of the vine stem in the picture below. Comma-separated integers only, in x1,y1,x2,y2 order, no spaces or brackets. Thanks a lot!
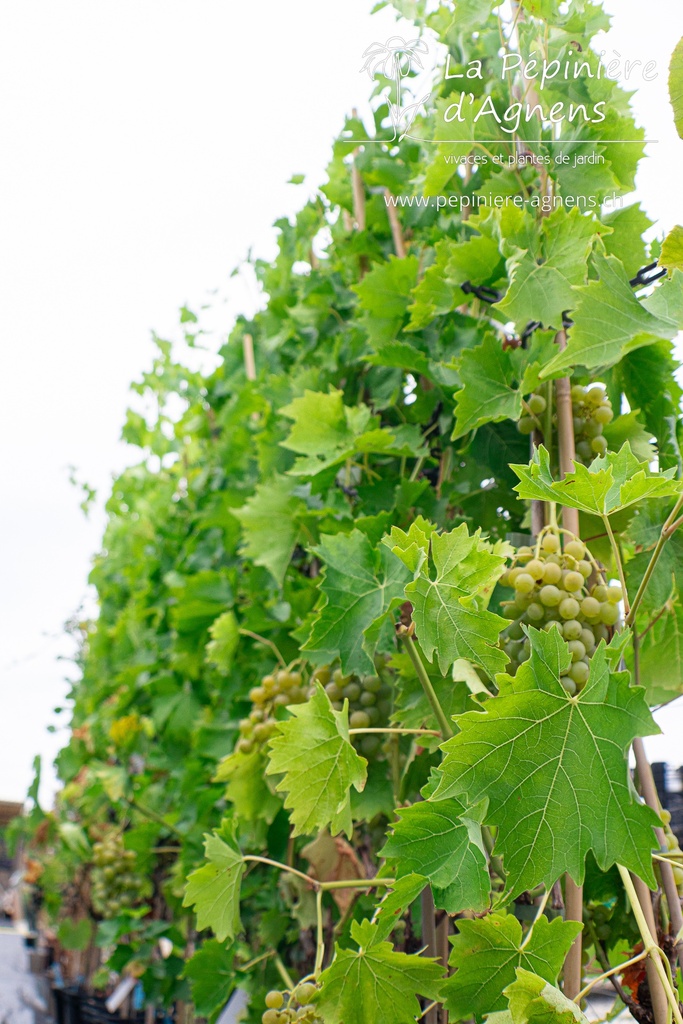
626,494,683,628
348,727,441,737
400,631,454,740
273,954,295,991
575,950,647,1003
238,628,287,669
314,888,325,977
519,888,551,951
618,865,681,1024
243,855,395,894
601,515,630,616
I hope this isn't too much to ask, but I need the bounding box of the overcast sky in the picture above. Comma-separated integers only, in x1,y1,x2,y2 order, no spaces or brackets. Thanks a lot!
2,1,683,806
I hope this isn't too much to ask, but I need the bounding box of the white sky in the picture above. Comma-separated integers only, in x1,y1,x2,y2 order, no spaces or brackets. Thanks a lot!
1,1,683,806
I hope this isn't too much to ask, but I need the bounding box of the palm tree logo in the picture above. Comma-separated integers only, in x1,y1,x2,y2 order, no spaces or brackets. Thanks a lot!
360,36,431,141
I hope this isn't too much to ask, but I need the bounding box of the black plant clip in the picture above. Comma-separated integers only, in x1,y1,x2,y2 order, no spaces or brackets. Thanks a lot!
629,261,667,289
461,280,503,304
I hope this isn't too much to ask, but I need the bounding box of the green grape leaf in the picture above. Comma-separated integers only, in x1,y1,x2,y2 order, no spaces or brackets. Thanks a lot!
506,969,590,1024
602,203,653,278
379,796,489,913
233,476,306,585
304,530,411,674
205,611,239,674
183,821,244,943
436,629,660,896
387,522,509,676
215,747,282,824
451,332,556,439
354,254,420,345
660,226,683,272
281,389,426,477
629,602,683,704
443,914,582,1021
57,918,94,951
540,254,676,377
316,918,444,1024
493,207,599,329
373,874,428,943
512,444,682,518
266,684,367,837
669,36,683,139
183,941,236,1021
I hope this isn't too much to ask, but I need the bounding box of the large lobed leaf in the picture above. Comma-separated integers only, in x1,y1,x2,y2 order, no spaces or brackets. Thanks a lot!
512,443,682,519
387,520,509,676
443,913,582,1020
436,628,660,896
315,919,444,1024
379,793,489,914
304,529,411,674
183,821,244,943
266,684,367,837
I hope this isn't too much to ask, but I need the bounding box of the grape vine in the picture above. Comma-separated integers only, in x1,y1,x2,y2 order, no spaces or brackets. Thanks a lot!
14,3,683,1024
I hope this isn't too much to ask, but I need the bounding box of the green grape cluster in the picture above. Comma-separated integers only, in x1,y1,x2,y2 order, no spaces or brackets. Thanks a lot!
310,662,392,757
499,532,622,694
235,669,308,755
517,385,613,466
91,832,151,917
262,983,322,1024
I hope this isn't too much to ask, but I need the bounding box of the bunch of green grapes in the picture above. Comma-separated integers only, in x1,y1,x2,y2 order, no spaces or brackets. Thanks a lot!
235,668,308,756
517,385,613,466
91,832,151,917
499,532,622,695
262,983,321,1024
310,663,392,758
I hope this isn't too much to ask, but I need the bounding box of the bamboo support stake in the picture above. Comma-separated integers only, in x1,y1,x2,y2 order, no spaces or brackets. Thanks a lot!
436,914,450,1024
243,333,256,381
350,108,368,277
629,872,674,1024
385,189,406,258
633,736,683,967
554,332,583,998
421,887,439,1024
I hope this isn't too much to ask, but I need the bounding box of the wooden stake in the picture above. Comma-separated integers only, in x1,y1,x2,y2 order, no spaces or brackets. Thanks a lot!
554,329,583,999
631,872,671,1024
385,189,406,258
633,736,683,967
421,887,439,1024
243,333,256,381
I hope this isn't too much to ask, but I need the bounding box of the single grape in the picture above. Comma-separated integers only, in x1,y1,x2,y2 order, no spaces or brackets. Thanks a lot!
563,620,583,641
540,585,562,607
508,620,525,641
577,559,592,578
561,677,577,696
564,540,586,561
559,597,581,620
295,984,317,1006
265,993,284,1010
514,573,536,594
528,393,547,415
583,419,602,439
581,596,601,619
600,602,619,626
359,691,376,707
526,558,545,581
527,603,544,622
571,385,587,402
576,440,593,462
518,416,535,435
581,628,596,651
586,386,606,406
569,660,590,686
349,710,371,729
573,416,585,433
542,561,563,584
567,640,587,663
591,436,608,456
594,405,614,425
343,682,361,701
542,534,560,553
262,1011,280,1024
564,571,584,592
363,675,382,693
607,585,623,604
